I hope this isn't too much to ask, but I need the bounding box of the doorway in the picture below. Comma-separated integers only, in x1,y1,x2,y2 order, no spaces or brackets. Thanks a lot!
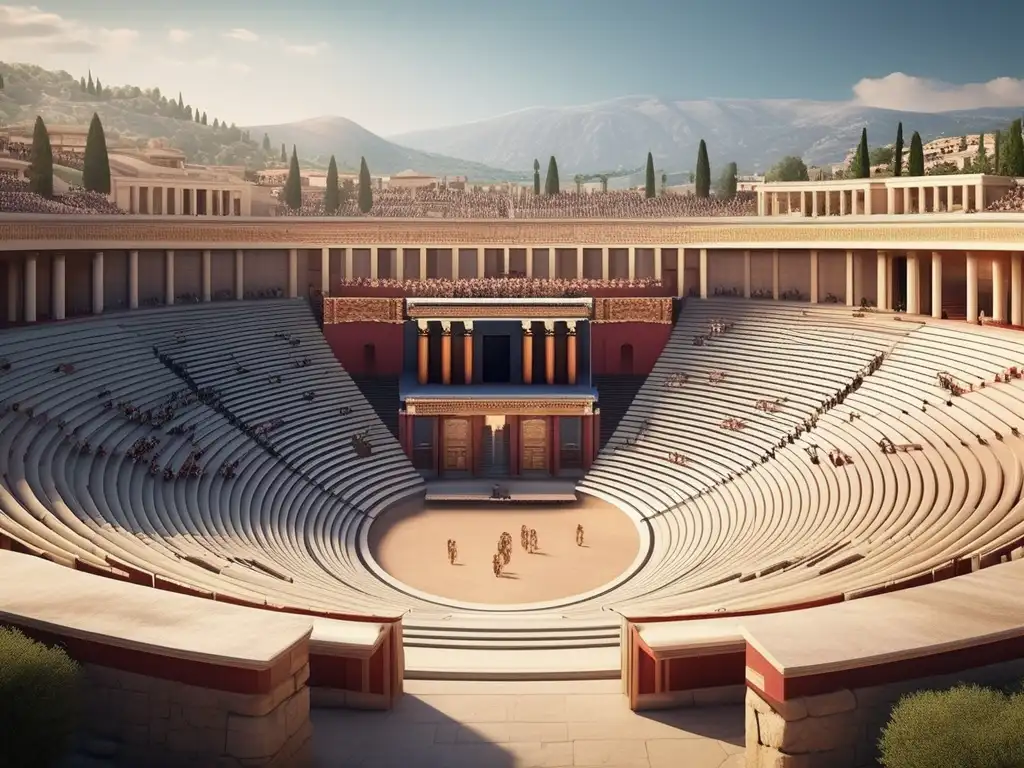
483,335,512,383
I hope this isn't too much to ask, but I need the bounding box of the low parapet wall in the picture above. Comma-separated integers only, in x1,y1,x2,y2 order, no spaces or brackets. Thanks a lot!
624,559,1024,766
0,551,313,766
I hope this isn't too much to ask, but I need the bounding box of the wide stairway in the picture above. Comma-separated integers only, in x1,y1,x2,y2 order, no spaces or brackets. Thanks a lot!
593,374,647,449
349,374,400,439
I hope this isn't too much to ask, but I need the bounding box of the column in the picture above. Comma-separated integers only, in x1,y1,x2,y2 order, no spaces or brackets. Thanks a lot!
992,256,1006,323
522,321,534,384
582,413,594,469
864,187,873,215
24,254,36,323
526,248,534,278
932,186,940,213
947,185,955,212
129,185,139,214
463,321,474,384
320,247,331,293
201,250,212,302
396,248,405,281
627,247,635,281
887,187,896,215
418,248,427,281
839,190,847,216
845,250,855,306
809,250,819,304
811,190,819,217
931,252,943,319
906,251,920,315
825,190,832,217
918,186,927,214
1011,253,1022,327
876,251,888,310
601,247,610,280
654,247,662,284
440,322,452,385
288,248,298,298
234,250,244,299
548,247,556,280
6,260,18,323
129,250,139,309
976,182,985,213
417,321,430,385
576,247,584,280
544,321,555,385
345,248,354,280
743,250,752,299
962,183,971,212
966,252,978,324
52,252,66,321
699,248,708,299
164,250,175,306
772,250,780,300
174,187,183,216
476,247,485,279
567,322,578,385
501,247,509,276
676,249,685,297
92,251,104,314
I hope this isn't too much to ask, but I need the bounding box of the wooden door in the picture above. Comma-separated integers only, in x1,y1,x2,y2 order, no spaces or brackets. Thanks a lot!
521,417,549,472
443,418,471,472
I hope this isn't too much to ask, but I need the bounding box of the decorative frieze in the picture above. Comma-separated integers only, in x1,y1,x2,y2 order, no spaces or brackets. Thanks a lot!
592,297,674,323
406,302,591,321
322,297,404,324
406,398,593,416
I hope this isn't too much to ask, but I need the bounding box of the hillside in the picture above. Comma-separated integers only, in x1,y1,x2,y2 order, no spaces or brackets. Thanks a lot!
241,115,523,179
387,96,1024,173
0,62,274,168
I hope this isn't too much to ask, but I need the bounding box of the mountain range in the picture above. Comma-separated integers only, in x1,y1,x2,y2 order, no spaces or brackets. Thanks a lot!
387,96,1024,173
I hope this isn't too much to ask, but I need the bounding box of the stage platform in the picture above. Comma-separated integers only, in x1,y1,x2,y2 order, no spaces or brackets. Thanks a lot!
424,479,579,504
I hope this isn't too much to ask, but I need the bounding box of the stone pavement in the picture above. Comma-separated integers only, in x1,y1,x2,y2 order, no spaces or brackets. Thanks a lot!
312,679,744,768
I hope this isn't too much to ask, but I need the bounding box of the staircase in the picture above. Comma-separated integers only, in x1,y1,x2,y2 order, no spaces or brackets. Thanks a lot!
349,375,400,438
593,375,647,449
480,425,510,477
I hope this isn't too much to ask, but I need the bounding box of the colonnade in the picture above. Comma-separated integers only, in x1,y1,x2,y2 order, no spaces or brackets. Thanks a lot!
6,248,301,323
416,320,579,386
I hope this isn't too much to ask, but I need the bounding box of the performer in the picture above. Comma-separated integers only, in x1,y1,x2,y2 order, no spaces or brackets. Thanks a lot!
521,524,529,552
450,540,458,565
576,524,584,547
529,528,538,554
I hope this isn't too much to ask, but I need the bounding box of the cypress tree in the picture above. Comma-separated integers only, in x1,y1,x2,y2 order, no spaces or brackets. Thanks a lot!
95,79,102,98
720,161,738,199
28,116,54,199
694,139,711,198
908,131,925,176
283,146,302,210
201,112,207,126
82,112,111,195
79,76,86,91
644,151,656,198
545,156,560,195
856,128,870,178
262,133,271,152
533,159,540,195
324,155,340,214
358,156,373,214
1004,119,1024,177
280,143,287,163
976,133,988,173
893,122,904,177
994,131,1001,175
87,70,95,94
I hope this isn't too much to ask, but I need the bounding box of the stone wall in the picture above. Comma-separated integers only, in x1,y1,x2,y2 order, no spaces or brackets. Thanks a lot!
745,658,1024,768
77,647,312,767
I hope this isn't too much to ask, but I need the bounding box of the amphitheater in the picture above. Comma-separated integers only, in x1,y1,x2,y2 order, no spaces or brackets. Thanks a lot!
3,203,1024,768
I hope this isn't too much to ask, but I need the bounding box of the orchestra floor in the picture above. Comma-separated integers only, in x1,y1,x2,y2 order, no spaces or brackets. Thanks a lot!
368,495,640,605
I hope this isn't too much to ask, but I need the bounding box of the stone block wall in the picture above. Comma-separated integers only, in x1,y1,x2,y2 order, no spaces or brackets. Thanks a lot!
745,658,1024,768
77,645,313,767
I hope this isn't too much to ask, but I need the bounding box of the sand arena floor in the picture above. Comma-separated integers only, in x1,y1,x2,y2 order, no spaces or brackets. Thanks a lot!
368,495,641,605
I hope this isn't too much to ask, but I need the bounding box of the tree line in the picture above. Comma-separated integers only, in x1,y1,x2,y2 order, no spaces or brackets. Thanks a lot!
280,149,374,214
767,119,1024,182
25,113,111,199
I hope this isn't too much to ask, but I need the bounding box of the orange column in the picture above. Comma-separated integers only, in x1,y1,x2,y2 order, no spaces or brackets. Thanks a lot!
567,321,578,385
544,321,555,385
463,321,474,384
417,321,429,385
441,321,452,385
522,321,533,384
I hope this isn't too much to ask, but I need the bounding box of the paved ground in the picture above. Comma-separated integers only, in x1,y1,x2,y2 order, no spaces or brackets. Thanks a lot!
368,497,639,604
312,680,744,768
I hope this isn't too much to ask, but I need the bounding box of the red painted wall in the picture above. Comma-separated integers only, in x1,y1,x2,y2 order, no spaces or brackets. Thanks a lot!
591,323,672,375
323,323,404,376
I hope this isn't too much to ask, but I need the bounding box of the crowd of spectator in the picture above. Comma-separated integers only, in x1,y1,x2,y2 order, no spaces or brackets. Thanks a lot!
336,276,663,298
277,187,758,219
989,182,1024,212
0,173,123,215
0,139,85,171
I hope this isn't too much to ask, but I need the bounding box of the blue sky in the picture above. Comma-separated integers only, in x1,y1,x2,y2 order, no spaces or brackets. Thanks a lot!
3,0,1024,134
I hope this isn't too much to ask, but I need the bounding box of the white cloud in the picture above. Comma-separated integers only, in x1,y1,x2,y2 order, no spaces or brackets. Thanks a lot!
223,27,259,42
167,28,191,43
853,72,1024,113
0,4,138,52
282,41,328,56
229,62,251,74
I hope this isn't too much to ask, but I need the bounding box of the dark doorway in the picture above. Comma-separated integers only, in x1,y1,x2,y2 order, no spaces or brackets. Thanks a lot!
619,343,635,375
362,343,377,375
483,335,512,383
893,256,908,311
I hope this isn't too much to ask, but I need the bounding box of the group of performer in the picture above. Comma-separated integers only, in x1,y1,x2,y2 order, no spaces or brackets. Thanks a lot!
445,524,586,575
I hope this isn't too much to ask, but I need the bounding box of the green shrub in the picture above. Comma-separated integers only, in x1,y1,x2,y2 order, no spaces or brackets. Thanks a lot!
879,683,1024,768
0,626,81,768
